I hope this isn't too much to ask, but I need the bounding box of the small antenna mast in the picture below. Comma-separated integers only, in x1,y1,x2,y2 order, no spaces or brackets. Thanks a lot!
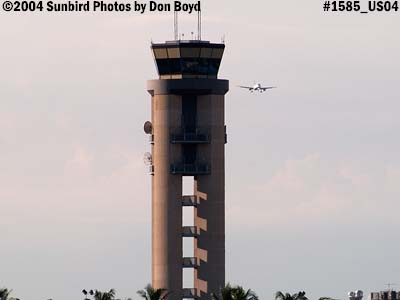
386,283,397,291
174,6,202,41
174,11,179,40
197,10,202,40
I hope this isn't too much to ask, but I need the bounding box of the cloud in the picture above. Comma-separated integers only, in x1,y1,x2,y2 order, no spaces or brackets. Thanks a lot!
0,111,19,145
64,146,94,176
0,141,150,228
228,154,400,228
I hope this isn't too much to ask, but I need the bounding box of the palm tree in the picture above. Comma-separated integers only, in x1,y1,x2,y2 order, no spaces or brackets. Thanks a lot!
137,284,170,300
94,289,116,300
275,291,309,300
212,284,258,300
211,283,235,300
0,288,12,300
231,286,259,300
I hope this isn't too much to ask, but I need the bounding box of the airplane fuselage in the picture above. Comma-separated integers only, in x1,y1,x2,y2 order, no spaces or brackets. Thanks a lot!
250,83,263,92
239,82,276,93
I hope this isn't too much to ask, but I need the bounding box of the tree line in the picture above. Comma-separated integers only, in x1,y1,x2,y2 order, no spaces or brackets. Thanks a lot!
0,284,337,300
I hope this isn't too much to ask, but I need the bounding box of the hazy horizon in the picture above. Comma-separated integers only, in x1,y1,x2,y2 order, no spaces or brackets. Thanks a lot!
1,0,400,299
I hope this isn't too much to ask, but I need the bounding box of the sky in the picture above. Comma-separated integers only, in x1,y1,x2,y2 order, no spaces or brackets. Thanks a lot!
1,0,400,299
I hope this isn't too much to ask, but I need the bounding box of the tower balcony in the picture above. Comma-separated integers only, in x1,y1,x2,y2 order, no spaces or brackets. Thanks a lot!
182,226,199,238
170,129,210,144
182,257,199,269
182,195,198,207
182,288,198,299
170,163,210,175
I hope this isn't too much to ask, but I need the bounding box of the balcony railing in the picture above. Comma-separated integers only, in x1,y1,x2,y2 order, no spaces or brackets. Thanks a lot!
182,257,199,268
170,129,210,144
182,226,199,238
171,164,210,175
182,195,198,207
182,288,198,299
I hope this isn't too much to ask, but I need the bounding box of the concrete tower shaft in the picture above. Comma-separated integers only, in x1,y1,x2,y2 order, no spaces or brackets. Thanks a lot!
147,40,229,300
194,94,225,299
151,93,183,296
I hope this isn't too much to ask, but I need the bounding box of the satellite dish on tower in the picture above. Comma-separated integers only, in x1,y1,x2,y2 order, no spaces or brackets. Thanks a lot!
144,121,153,134
143,152,153,166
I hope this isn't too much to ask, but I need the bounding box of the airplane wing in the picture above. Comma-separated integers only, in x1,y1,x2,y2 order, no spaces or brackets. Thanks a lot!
260,86,277,91
238,85,253,89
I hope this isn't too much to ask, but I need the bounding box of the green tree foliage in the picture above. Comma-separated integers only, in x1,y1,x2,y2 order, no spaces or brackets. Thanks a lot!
0,288,12,300
275,291,309,300
212,283,259,300
137,284,171,300
94,289,116,300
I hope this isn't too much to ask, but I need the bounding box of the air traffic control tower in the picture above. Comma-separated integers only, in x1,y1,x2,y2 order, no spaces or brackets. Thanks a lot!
145,39,229,300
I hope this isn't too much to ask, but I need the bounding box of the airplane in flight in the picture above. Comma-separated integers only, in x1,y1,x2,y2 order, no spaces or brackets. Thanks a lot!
238,83,277,93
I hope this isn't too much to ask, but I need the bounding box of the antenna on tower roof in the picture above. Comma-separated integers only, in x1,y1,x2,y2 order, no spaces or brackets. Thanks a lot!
174,11,179,40
173,6,202,41
197,9,202,40
386,283,397,291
